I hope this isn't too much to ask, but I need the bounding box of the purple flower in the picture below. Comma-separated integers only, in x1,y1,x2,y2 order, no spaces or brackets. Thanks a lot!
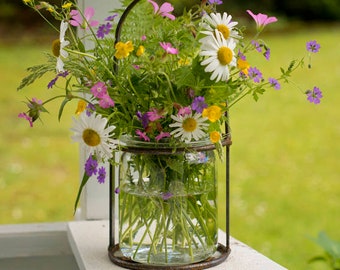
208,0,223,4
85,155,98,177
105,14,118,21
248,67,263,83
97,166,106,184
306,86,323,104
162,192,173,200
268,77,281,90
252,40,262,52
136,111,150,128
191,96,208,113
47,71,69,89
86,103,96,116
97,22,112,39
264,48,271,60
306,40,321,53
114,187,120,194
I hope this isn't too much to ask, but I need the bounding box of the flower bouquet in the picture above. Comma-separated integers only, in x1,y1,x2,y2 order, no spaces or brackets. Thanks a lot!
19,0,322,266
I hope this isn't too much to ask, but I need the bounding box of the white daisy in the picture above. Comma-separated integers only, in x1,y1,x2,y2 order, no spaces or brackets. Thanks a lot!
71,112,117,161
169,113,209,143
201,12,240,41
56,20,70,72
199,30,237,82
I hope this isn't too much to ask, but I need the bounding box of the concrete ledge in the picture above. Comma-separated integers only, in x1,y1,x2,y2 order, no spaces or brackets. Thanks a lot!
68,220,287,270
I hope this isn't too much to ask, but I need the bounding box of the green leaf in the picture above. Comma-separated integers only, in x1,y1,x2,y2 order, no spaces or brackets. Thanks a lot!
58,97,71,121
74,172,90,214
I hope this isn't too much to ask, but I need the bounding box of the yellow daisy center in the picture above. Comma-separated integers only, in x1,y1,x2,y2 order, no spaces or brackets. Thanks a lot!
52,39,60,57
217,46,233,66
182,117,197,132
82,128,101,147
217,24,230,40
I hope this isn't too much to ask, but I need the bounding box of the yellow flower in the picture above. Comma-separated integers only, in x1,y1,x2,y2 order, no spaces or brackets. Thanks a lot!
209,131,221,143
23,0,32,4
136,45,145,57
202,105,222,123
114,41,134,59
62,2,73,9
75,100,87,115
237,58,250,75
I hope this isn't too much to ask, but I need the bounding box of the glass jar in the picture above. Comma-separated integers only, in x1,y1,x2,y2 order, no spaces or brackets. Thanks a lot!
117,136,218,266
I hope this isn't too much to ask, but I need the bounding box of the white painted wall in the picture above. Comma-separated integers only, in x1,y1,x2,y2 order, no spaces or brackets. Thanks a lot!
75,0,121,221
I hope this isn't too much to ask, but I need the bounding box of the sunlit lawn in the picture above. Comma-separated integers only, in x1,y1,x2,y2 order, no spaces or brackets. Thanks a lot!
1,24,339,270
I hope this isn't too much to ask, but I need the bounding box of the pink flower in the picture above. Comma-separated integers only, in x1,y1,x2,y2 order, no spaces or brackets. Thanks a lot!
91,81,107,98
98,94,115,108
136,129,150,141
69,7,99,29
246,10,277,31
146,108,164,121
155,132,171,142
147,0,175,20
178,106,191,116
159,42,178,54
18,112,33,127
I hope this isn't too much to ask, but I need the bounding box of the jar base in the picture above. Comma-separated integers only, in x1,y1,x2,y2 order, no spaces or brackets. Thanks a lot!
108,243,230,269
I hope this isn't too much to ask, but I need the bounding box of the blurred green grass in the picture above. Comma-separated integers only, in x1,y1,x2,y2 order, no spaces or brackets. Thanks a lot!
0,24,339,269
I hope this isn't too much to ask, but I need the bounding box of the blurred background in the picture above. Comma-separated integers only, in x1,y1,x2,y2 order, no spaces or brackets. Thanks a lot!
0,0,339,269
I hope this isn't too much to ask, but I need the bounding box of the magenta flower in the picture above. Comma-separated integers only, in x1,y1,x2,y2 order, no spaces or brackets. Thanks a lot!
146,108,164,121
306,40,321,53
18,112,33,127
98,94,115,108
136,129,150,141
160,42,178,54
178,106,192,116
69,7,99,29
162,192,173,200
147,0,175,20
306,86,323,104
91,81,107,98
155,132,171,142
247,10,277,31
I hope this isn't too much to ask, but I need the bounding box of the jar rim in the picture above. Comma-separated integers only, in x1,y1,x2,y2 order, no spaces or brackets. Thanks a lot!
118,134,231,154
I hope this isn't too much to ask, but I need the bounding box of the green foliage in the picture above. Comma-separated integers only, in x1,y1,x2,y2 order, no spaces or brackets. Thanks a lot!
309,232,340,269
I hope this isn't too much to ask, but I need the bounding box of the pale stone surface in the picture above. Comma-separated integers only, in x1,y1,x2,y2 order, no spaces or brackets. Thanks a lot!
68,220,287,270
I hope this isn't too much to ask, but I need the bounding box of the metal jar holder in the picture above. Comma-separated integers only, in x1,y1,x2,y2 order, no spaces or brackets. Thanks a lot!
108,0,232,268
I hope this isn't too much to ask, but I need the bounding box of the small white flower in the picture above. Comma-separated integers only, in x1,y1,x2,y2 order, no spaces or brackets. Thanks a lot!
199,30,237,82
56,20,70,72
201,12,240,41
169,113,209,143
71,112,117,161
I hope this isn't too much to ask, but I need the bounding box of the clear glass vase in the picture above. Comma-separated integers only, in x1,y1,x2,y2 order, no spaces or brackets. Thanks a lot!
118,136,218,266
